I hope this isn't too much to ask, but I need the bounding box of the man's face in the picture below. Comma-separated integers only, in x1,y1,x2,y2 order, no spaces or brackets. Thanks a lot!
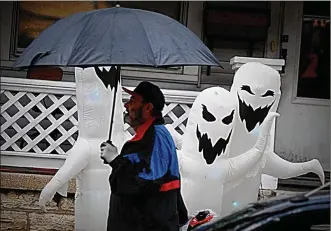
124,94,145,128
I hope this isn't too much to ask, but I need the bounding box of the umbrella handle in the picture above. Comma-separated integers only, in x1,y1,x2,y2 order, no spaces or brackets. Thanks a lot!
101,140,115,164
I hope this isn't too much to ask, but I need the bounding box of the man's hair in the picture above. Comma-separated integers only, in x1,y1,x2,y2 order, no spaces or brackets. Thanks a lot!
142,99,164,123
151,108,163,119
153,110,165,124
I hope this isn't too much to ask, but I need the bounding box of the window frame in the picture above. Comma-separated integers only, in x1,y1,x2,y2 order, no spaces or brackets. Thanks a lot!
9,1,190,78
291,3,330,106
199,1,272,86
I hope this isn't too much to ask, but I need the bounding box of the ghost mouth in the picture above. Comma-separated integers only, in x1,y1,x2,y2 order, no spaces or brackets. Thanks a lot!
238,94,274,132
196,125,232,165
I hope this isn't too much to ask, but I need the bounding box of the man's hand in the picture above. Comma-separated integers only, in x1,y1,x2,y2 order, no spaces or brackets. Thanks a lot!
100,141,118,164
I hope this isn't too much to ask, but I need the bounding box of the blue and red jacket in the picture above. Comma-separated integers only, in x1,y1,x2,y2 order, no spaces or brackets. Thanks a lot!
107,117,188,231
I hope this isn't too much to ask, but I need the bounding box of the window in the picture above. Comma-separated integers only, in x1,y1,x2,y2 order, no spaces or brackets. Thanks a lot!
11,1,184,81
297,2,330,100
201,1,271,85
14,1,181,52
15,1,108,52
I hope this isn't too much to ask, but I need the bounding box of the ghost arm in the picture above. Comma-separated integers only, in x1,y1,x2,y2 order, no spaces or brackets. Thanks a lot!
263,151,325,184
165,124,183,150
39,138,90,205
221,113,279,183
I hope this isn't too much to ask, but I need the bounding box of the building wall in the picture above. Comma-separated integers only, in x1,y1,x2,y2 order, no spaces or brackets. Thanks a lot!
0,1,278,91
275,2,330,171
0,172,282,231
0,172,75,231
0,2,202,91
1,2,329,171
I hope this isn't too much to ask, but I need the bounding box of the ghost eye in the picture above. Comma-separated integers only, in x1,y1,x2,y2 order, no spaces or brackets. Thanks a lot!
261,90,275,97
241,85,254,95
222,110,234,125
202,104,216,122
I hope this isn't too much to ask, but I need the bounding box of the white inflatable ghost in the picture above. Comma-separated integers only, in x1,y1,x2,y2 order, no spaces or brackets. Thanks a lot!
38,67,126,231
220,62,325,216
178,86,278,216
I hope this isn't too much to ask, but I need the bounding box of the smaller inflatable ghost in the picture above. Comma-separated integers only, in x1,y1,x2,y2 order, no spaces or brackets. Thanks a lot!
38,67,126,231
178,86,279,216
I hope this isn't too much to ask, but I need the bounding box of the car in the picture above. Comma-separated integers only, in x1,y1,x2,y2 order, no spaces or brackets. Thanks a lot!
187,183,330,231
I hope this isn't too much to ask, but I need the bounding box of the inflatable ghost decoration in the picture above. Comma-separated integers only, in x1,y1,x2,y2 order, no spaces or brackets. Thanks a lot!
220,62,325,216
38,67,126,231
178,86,279,216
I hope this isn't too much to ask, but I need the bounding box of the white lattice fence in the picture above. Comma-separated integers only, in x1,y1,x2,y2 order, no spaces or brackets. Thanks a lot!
1,77,198,164
1,79,78,155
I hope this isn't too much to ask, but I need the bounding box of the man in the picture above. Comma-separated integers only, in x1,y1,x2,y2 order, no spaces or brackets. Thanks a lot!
100,81,188,231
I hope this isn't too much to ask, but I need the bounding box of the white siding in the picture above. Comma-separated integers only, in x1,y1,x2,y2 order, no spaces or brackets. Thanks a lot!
275,2,330,171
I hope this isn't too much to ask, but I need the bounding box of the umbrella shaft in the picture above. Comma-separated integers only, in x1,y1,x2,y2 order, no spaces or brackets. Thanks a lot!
108,66,121,141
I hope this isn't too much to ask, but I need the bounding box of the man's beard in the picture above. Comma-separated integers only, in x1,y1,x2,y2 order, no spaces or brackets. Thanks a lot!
124,106,144,128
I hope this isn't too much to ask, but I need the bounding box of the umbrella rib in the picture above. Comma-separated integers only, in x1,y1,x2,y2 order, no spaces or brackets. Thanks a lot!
130,11,157,67
168,29,188,65
109,7,118,65
66,15,95,65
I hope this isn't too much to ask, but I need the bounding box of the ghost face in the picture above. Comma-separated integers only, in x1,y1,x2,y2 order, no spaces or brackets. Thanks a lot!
231,62,281,133
190,87,236,165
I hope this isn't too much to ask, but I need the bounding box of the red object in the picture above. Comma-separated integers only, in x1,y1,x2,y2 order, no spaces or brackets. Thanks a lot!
27,67,63,81
159,180,180,192
123,87,142,99
0,166,58,175
188,211,214,230
129,117,155,142
301,54,318,78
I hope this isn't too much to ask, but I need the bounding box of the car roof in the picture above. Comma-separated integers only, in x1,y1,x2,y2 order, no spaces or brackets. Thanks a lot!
194,190,330,231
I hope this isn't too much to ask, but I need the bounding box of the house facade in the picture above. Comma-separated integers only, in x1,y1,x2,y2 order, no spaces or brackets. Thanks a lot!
1,1,329,175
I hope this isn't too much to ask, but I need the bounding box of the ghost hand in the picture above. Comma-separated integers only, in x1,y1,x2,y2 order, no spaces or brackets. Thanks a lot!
222,112,279,183
304,159,325,184
38,177,62,213
254,112,279,152
100,141,118,164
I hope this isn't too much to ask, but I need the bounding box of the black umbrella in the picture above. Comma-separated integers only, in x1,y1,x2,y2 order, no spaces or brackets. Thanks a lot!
14,5,221,142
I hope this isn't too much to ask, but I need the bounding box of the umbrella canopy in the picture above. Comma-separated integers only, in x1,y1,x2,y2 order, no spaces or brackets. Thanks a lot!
14,6,220,68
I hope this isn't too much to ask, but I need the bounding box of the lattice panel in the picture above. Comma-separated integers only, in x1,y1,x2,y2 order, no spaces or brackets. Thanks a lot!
123,102,192,138
0,90,78,155
1,89,193,155
163,103,191,135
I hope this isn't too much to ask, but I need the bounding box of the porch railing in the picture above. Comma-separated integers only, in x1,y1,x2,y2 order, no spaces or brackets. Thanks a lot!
0,77,198,169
